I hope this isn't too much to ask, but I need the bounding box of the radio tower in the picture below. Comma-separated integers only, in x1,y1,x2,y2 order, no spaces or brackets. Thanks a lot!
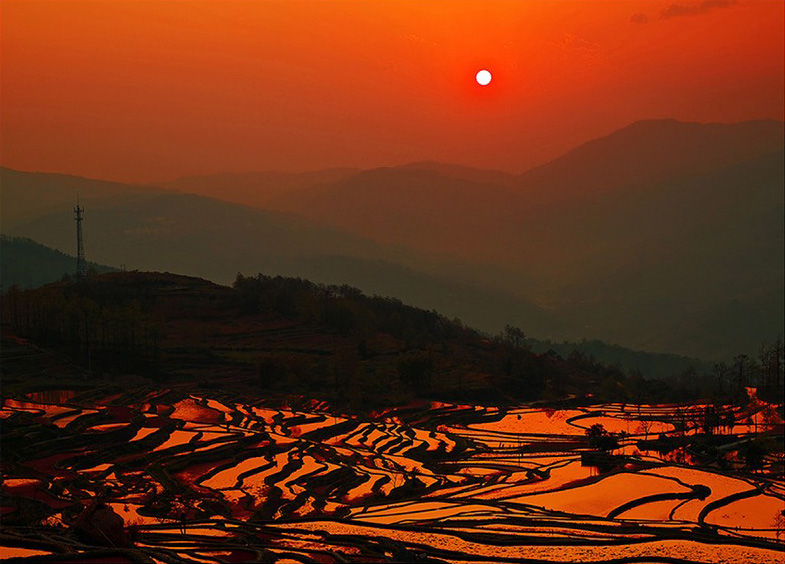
74,198,86,277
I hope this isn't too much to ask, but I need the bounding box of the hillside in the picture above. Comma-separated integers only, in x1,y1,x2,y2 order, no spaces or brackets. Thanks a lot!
0,271,607,406
262,120,785,268
3,119,782,360
398,160,518,186
0,167,164,230
539,150,784,358
514,119,785,203
528,338,713,383
260,120,785,358
268,166,516,258
0,235,116,290
1,172,566,340
7,270,778,405
157,167,360,208
2,237,717,381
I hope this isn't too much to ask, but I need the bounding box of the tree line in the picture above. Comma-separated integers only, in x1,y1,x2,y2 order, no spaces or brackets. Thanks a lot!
2,278,161,374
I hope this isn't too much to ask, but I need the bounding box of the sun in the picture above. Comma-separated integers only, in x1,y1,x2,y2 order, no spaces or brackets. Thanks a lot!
475,69,492,86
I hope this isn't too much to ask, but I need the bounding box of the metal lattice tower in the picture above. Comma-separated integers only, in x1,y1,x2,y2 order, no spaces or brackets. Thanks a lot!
74,200,86,277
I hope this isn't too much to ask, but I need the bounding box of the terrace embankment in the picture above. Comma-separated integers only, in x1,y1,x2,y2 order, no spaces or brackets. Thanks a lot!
1,273,783,561
1,386,783,563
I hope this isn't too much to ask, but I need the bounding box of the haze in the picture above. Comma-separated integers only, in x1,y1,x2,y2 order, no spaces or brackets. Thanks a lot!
1,0,783,183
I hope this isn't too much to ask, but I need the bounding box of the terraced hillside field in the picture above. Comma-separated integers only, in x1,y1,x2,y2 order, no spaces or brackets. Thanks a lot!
2,385,783,563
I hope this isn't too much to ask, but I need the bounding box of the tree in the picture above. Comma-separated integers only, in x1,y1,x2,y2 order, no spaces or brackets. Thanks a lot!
732,355,750,396
701,405,721,435
712,362,728,394
761,405,781,432
586,423,607,439
585,423,619,453
721,410,736,435
759,337,784,389
742,440,767,472
774,510,785,541
501,324,526,349
638,405,655,442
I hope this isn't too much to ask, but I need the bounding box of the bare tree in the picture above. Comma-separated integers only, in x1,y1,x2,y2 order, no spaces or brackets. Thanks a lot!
713,362,728,394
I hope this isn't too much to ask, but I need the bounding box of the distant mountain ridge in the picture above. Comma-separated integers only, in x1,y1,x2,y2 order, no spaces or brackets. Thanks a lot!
0,235,116,290
398,160,518,186
157,167,360,208
515,119,784,202
267,166,518,258
256,119,785,358
0,167,165,229
2,118,782,360
0,175,569,343
264,119,784,265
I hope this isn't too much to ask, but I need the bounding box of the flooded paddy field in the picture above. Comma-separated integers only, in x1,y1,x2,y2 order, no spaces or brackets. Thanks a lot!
1,389,783,563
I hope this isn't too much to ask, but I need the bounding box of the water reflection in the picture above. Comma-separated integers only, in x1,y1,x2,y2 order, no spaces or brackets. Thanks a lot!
1,390,782,563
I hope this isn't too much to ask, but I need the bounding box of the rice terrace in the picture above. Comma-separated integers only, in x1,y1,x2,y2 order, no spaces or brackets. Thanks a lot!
1,273,783,563
1,1,784,562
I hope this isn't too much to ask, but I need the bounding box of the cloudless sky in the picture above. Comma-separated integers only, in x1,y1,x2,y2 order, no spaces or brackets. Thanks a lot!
1,0,782,183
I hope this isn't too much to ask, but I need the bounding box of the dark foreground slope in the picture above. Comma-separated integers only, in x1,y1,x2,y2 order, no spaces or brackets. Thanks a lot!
1,235,713,381
0,271,581,406
2,271,709,408
7,270,781,408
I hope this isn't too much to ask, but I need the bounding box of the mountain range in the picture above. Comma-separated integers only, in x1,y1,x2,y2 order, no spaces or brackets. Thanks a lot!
2,118,782,360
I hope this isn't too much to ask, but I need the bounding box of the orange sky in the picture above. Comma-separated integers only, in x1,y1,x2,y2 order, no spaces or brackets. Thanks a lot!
1,0,782,183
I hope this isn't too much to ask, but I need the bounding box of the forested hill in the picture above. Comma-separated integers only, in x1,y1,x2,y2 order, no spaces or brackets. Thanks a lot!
5,271,779,409
4,120,782,361
1,271,580,407
0,236,718,380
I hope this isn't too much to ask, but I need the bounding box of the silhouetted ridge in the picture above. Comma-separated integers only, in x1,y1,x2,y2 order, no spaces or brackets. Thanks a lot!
516,118,785,199
3,118,782,361
0,235,116,290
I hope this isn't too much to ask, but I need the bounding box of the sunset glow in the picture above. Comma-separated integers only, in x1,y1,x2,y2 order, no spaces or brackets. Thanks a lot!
0,3,783,563
0,0,782,182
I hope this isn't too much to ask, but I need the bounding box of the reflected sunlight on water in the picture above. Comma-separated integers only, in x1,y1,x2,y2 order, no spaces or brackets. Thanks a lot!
2,391,782,562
